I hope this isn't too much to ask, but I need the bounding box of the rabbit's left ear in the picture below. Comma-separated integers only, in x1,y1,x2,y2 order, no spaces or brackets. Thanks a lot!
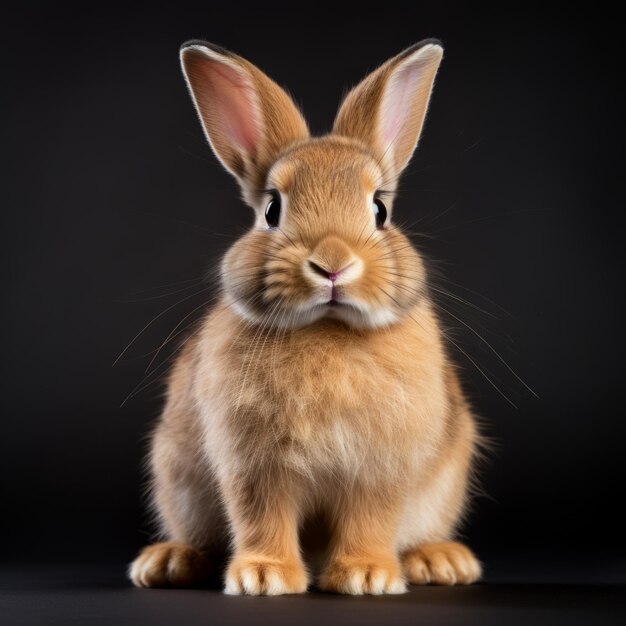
333,40,443,179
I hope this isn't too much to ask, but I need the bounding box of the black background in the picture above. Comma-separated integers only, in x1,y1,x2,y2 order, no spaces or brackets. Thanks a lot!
1,1,624,586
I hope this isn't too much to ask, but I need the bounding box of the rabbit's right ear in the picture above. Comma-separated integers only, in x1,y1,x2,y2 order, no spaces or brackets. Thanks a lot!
180,41,309,190
333,40,443,181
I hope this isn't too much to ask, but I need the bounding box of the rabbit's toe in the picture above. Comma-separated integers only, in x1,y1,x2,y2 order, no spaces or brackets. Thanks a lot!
401,541,482,585
319,555,407,595
129,542,210,588
224,555,308,595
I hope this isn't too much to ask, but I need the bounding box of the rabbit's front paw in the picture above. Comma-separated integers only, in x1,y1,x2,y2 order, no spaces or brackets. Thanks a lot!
224,555,309,595
319,555,407,595
129,542,210,588
401,541,482,585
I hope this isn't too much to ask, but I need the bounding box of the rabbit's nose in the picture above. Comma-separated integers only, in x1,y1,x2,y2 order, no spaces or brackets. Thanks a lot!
305,235,363,285
307,260,354,282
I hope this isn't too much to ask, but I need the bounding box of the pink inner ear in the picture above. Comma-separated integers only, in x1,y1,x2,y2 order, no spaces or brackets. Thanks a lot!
380,62,424,148
202,60,260,155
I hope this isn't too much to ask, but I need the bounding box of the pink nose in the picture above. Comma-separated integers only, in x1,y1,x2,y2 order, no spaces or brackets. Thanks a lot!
308,260,351,282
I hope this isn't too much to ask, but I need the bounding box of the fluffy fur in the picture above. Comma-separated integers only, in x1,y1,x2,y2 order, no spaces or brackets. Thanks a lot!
129,39,482,595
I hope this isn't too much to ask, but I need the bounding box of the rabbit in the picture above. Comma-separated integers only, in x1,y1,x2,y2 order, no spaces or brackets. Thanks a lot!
129,38,482,596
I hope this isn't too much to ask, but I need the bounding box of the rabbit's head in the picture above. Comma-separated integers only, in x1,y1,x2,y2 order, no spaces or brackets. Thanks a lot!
181,40,443,329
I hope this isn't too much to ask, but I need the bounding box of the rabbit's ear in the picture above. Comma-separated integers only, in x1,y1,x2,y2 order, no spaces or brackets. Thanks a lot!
333,40,443,178
180,41,309,187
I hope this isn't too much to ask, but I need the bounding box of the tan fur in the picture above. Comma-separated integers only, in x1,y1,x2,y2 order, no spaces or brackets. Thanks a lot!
402,541,482,585
129,541,211,588
129,40,482,595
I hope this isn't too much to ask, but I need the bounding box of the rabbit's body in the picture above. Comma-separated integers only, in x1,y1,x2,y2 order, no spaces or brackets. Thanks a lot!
130,41,482,595
152,297,474,544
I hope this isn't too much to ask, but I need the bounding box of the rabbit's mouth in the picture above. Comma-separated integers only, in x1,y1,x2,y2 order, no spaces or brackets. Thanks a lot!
322,299,362,315
319,297,355,313
326,296,353,308
317,299,399,329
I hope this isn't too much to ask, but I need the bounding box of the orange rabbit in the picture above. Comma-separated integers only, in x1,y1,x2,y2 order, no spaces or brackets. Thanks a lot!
129,39,482,595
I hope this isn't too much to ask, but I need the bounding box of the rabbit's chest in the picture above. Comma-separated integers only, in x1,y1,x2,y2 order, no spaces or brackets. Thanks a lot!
198,309,449,473
270,348,446,480
236,338,446,459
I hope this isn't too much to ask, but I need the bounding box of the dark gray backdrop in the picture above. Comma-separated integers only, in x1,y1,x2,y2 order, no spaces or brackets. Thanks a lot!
1,2,623,577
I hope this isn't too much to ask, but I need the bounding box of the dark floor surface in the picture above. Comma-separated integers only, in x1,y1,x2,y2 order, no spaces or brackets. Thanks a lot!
2,559,624,626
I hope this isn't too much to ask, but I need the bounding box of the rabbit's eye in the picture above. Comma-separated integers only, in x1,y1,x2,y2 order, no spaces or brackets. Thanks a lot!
373,198,387,228
265,193,281,228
